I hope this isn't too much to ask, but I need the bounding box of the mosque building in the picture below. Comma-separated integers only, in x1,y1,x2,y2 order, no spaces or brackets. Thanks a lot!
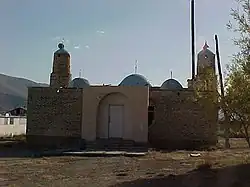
26,41,218,150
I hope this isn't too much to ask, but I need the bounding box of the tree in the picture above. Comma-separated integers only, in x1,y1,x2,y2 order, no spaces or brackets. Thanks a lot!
225,0,250,147
225,69,250,147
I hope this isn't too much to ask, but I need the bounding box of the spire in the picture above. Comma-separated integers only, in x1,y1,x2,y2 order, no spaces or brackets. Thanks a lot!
170,71,173,79
135,60,138,74
203,41,209,50
79,69,82,78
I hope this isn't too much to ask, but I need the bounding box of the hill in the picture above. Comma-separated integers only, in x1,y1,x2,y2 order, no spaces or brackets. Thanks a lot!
0,73,48,112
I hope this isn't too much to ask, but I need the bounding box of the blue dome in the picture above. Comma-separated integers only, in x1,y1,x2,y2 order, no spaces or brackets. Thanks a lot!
161,79,183,90
54,43,70,56
69,78,90,88
119,74,151,87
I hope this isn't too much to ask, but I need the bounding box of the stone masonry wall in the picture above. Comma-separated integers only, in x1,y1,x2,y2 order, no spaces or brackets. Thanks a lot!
26,87,83,148
149,89,217,149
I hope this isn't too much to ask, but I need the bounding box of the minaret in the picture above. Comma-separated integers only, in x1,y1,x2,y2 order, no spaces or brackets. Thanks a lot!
196,41,217,91
197,41,216,75
50,43,71,88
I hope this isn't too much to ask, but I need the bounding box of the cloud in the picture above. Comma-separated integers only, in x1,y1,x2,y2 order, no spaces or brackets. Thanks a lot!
96,30,105,34
74,45,80,49
85,45,90,49
65,39,70,44
52,36,61,41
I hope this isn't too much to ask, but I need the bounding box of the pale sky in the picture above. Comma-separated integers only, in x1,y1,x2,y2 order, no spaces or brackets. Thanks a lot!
0,0,239,86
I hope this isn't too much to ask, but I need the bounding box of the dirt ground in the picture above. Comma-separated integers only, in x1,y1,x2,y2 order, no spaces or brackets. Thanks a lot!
0,138,250,187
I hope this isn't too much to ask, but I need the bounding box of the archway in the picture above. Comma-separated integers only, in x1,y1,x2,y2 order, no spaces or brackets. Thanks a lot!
96,92,128,139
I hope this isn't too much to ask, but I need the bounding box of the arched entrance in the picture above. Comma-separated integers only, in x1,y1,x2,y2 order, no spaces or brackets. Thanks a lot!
96,92,127,139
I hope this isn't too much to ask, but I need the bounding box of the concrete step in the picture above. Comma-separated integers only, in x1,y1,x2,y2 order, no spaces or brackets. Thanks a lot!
85,147,147,152
85,139,147,152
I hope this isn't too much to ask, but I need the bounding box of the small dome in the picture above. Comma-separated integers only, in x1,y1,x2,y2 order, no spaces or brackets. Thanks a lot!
119,74,151,87
54,43,70,56
161,79,183,90
69,78,90,88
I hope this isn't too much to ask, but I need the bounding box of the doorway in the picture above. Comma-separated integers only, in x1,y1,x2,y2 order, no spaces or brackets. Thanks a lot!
148,106,155,127
108,104,124,138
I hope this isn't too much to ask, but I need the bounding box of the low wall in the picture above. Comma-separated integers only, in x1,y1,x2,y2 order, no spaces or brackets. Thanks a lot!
149,89,218,149
26,87,83,148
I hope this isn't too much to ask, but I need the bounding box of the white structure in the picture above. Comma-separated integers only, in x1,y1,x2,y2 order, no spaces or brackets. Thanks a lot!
0,114,26,137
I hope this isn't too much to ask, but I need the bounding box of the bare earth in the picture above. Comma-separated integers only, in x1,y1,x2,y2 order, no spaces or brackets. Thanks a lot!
0,138,250,187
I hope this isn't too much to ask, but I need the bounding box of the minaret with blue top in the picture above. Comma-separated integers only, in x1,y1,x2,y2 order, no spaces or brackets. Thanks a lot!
50,43,71,88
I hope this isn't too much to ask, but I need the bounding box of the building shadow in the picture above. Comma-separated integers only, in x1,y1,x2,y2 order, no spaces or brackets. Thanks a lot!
111,163,250,187
0,140,80,158
0,140,147,158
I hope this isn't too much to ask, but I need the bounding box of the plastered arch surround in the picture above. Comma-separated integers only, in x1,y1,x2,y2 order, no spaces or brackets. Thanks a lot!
96,92,132,139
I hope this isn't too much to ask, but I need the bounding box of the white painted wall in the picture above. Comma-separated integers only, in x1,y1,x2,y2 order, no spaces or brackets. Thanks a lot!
0,116,26,137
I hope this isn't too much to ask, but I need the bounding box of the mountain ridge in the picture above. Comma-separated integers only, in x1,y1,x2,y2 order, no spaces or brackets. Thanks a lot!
0,73,48,112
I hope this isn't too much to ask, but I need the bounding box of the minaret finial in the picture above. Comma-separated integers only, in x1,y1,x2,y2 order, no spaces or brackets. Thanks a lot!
170,71,173,79
135,60,138,74
79,69,82,78
58,43,64,49
203,41,209,50
58,37,65,49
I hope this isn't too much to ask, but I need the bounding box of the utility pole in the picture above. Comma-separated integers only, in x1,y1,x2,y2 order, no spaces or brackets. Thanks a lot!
215,34,230,148
191,0,195,80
